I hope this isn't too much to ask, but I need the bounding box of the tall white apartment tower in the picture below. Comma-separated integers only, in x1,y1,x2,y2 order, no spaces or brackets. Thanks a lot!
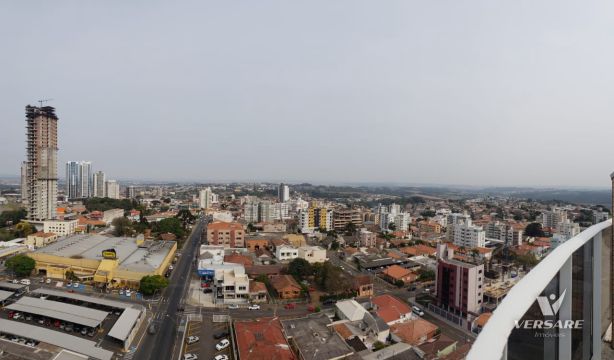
199,187,212,209
105,180,120,199
66,161,92,199
25,105,58,221
93,171,106,197
278,183,290,202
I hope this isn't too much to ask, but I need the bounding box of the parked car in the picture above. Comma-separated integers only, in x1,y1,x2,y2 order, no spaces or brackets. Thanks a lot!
186,336,199,344
215,339,230,351
73,282,80,288
412,306,424,317
13,313,22,320
25,314,32,321
81,328,88,335
46,278,51,284
248,304,260,310
147,324,158,335
125,290,132,297
39,278,45,283
202,288,212,294
11,279,18,284
284,303,295,309
214,355,229,360
227,304,238,310
87,329,96,337
20,279,31,285
213,331,229,340
183,354,198,360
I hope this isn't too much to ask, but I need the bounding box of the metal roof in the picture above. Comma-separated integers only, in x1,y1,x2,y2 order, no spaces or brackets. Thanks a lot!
5,297,108,328
0,290,13,302
32,288,137,310
0,282,26,290
0,318,113,360
107,307,141,341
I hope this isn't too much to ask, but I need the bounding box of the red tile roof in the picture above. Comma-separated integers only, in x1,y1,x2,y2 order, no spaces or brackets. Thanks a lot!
207,221,244,231
390,318,438,345
235,318,296,360
372,294,412,324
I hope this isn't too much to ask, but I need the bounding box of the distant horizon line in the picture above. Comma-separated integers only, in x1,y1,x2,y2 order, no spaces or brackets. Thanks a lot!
0,174,610,191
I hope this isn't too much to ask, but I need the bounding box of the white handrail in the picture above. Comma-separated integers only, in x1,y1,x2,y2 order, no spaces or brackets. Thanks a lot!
467,219,612,360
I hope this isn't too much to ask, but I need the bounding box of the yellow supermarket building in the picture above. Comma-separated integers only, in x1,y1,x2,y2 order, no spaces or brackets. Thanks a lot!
29,234,176,288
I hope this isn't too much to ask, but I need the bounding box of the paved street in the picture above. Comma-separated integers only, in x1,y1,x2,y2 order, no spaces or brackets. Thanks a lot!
132,218,206,360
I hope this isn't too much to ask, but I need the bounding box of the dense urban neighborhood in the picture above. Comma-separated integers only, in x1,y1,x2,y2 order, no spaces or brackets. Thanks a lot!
0,115,612,360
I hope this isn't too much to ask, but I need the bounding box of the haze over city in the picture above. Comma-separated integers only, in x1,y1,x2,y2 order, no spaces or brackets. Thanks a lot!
1,1,613,187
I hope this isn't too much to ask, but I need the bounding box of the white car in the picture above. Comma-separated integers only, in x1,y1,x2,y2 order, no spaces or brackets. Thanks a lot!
183,354,198,360
227,304,239,310
248,304,260,310
73,282,80,288
412,306,424,317
186,336,199,344
125,290,132,297
20,279,31,285
214,355,229,360
46,278,51,284
215,339,230,351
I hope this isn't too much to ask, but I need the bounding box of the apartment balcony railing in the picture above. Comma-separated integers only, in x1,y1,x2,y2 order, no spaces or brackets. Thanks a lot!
467,219,612,360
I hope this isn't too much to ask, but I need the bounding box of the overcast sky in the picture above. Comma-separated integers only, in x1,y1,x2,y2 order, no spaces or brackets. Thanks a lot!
1,1,613,187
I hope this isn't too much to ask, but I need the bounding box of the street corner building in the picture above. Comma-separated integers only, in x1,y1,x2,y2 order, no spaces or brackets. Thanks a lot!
29,233,177,288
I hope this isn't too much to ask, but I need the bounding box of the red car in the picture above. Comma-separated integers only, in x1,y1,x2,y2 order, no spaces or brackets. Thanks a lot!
284,303,295,310
8,311,14,319
307,305,315,312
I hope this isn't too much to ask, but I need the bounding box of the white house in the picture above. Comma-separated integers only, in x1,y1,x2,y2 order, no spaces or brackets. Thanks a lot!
297,246,327,263
275,245,298,262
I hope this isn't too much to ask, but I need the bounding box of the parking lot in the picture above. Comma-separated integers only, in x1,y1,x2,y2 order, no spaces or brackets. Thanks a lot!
183,318,233,360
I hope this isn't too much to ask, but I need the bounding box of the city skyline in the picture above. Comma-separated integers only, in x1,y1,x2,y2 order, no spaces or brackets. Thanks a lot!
2,1,614,188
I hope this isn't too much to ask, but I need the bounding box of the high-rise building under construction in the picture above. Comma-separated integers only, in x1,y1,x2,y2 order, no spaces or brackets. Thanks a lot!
24,104,58,221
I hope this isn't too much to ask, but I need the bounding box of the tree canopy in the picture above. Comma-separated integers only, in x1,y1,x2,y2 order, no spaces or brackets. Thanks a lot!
524,222,545,237
155,217,185,238
287,258,313,281
139,275,169,295
6,254,35,277
112,217,133,237
84,197,137,212
0,209,27,227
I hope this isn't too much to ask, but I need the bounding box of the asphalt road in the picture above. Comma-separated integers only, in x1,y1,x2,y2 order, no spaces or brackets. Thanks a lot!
134,218,205,360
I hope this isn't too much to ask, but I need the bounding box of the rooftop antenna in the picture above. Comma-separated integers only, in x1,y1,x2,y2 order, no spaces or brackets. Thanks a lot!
37,98,53,107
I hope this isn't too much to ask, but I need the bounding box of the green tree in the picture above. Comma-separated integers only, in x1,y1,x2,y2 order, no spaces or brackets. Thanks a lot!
112,217,133,237
287,258,313,281
0,209,27,227
175,209,196,228
139,275,169,295
330,239,340,250
525,222,545,237
343,222,357,236
156,217,185,238
417,268,435,282
388,223,396,231
5,254,35,277
14,221,34,237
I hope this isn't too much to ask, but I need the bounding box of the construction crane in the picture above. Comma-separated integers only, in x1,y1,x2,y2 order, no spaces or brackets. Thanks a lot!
37,98,53,107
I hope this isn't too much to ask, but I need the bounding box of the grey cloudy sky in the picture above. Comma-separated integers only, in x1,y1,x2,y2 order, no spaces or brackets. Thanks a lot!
1,1,613,187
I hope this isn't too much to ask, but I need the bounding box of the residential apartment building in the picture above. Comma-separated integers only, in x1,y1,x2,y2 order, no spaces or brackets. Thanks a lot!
206,221,245,248
65,161,92,199
105,180,120,199
42,219,78,236
333,208,363,231
541,208,567,229
355,228,376,247
436,244,484,317
453,223,486,248
445,213,472,241
555,219,580,240
484,221,523,246
278,183,290,202
24,105,59,221
92,171,106,197
394,213,411,231
258,201,276,222
243,201,259,223
199,187,213,209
